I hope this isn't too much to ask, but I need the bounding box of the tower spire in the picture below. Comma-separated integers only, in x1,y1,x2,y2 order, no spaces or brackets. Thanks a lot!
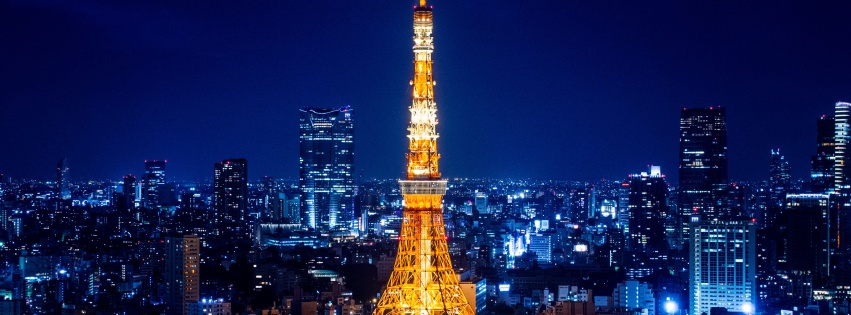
372,3,475,315
407,0,438,180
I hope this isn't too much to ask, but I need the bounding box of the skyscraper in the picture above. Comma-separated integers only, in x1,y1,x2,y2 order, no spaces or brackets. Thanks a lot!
780,194,831,282
627,166,668,254
766,149,791,228
679,107,728,237
373,2,474,315
811,115,835,194
299,106,354,231
142,160,166,209
213,158,248,222
689,220,756,315
833,102,851,284
123,174,137,210
164,234,200,315
835,102,851,192
56,157,70,200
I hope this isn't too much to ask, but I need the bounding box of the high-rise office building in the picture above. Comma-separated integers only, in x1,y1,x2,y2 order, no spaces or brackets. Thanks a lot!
769,149,790,207
56,157,70,200
568,188,589,227
123,174,137,210
213,158,248,222
299,106,354,231
679,107,728,237
832,102,851,285
165,235,200,315
781,194,831,282
373,2,474,315
627,166,668,254
811,115,835,194
689,220,756,315
528,233,553,264
618,181,630,235
835,102,851,192
142,160,166,209
766,149,791,228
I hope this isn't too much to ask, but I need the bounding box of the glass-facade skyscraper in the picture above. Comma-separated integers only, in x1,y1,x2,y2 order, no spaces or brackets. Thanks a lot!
298,106,354,232
142,160,166,209
679,107,728,237
811,115,835,194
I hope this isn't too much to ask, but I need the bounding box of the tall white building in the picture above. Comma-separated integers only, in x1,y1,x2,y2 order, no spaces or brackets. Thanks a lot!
689,220,756,315
835,102,851,191
612,279,655,315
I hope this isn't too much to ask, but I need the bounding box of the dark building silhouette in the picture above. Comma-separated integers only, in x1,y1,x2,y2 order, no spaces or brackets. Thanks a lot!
765,149,791,228
679,107,728,237
142,160,166,209
568,188,589,227
811,115,835,194
56,157,70,200
627,166,668,254
122,174,137,210
299,106,354,232
214,158,248,222
780,194,831,284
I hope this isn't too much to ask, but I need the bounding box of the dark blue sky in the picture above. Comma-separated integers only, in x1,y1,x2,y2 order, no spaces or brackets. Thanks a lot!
2,0,850,182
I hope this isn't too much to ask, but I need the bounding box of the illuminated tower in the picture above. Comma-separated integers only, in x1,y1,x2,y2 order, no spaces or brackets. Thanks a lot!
373,2,474,315
835,102,851,192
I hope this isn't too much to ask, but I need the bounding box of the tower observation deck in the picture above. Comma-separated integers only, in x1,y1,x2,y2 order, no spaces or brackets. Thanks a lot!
372,2,475,315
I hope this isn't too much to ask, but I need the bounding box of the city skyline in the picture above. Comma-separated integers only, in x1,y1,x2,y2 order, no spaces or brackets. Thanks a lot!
3,1,851,182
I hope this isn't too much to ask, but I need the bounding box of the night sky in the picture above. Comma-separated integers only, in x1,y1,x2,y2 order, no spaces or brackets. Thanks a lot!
2,0,851,183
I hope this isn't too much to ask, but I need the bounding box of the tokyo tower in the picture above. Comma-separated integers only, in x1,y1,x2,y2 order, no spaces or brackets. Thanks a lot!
372,1,475,315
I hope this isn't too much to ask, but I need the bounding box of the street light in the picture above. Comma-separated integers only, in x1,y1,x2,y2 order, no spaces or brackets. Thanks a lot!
742,302,754,315
664,300,678,315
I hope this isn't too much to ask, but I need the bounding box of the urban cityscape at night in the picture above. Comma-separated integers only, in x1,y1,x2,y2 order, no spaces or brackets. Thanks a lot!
2,1,851,315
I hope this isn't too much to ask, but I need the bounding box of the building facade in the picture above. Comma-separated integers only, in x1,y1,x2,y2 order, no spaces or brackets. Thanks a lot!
299,106,354,232
142,160,166,209
213,158,248,222
835,102,851,192
689,220,756,315
612,279,655,315
627,166,668,254
679,107,728,238
811,115,835,194
122,174,136,210
165,235,200,315
781,194,831,285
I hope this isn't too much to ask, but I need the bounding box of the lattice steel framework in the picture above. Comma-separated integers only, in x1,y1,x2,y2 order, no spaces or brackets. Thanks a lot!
373,2,474,315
